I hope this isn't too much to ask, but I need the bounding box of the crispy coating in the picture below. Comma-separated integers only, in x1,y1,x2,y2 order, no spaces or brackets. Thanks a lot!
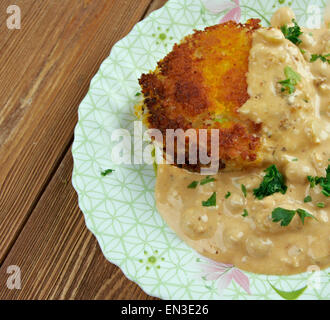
139,19,262,171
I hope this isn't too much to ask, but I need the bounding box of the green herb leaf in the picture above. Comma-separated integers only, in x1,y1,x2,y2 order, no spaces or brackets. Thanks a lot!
101,169,115,176
279,79,296,94
307,176,316,188
320,166,330,197
188,181,198,189
242,209,249,217
188,176,216,188
303,195,312,203
272,208,296,226
202,192,217,207
280,20,303,45
253,165,287,200
225,191,231,199
308,165,330,197
241,184,247,198
200,176,216,185
310,54,330,64
296,209,317,224
272,207,317,226
285,66,301,83
278,66,301,94
135,92,142,96
316,202,325,208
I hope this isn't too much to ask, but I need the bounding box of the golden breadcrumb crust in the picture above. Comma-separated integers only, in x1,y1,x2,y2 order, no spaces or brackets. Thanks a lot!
139,19,262,171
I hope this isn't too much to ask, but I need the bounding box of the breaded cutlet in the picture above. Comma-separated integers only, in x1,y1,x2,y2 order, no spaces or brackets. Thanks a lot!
139,19,262,172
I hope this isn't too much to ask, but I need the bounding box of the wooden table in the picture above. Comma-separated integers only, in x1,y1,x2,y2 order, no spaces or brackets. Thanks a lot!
0,0,168,300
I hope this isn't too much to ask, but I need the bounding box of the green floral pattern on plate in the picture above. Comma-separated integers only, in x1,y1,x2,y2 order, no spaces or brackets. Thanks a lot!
72,0,329,300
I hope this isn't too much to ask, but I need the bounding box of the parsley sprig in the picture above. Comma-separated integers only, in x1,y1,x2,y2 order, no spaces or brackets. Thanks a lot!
101,169,115,176
310,54,330,64
307,165,330,197
272,207,317,226
200,176,216,185
225,191,231,199
188,181,199,189
202,192,217,207
253,165,287,200
241,184,247,198
242,209,249,217
187,176,216,189
303,195,312,203
278,66,301,94
280,20,303,45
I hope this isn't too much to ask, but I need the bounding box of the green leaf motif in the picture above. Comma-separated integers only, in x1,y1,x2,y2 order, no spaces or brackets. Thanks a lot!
269,283,308,300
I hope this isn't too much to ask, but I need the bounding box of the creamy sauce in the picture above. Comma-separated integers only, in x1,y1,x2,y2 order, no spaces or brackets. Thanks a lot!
155,8,330,275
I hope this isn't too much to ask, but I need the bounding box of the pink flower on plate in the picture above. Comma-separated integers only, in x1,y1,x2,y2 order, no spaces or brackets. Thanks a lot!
202,0,241,23
199,257,251,295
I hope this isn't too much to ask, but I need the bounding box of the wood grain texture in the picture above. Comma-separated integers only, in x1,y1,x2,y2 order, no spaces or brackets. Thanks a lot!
0,150,157,299
0,0,169,299
145,0,168,16
0,0,153,264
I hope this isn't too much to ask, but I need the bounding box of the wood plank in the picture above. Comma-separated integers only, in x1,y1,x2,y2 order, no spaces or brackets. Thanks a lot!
0,0,153,263
145,0,168,16
0,150,157,300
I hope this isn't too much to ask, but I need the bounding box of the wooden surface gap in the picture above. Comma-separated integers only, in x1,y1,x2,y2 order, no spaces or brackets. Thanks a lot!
0,136,74,266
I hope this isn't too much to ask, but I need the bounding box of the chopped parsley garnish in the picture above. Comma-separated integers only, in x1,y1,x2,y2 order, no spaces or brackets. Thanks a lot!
278,66,301,94
310,54,330,64
242,209,249,217
307,176,316,188
200,176,216,185
253,165,287,200
272,207,316,226
272,208,296,226
135,92,141,96
188,176,216,189
241,184,247,198
188,181,199,189
225,191,231,199
202,192,217,207
307,165,330,197
101,169,115,176
303,195,312,203
291,158,298,162
317,202,325,208
296,209,317,225
280,20,303,45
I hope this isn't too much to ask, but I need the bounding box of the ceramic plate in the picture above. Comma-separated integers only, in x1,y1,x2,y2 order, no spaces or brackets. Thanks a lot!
72,0,330,300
